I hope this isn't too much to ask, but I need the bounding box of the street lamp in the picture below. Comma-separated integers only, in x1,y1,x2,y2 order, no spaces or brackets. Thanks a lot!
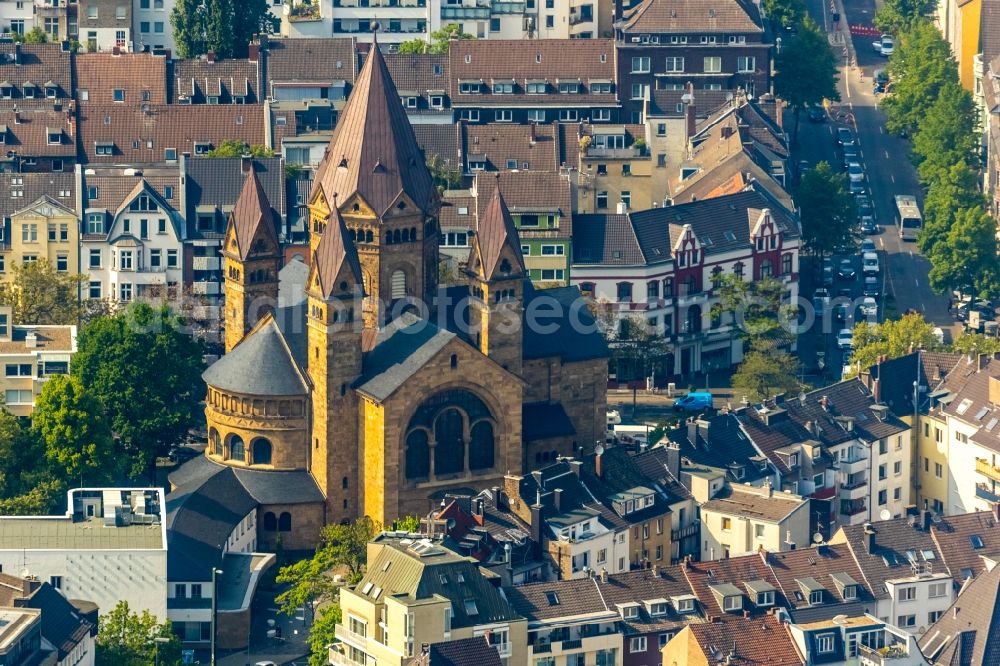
211,567,224,666
152,636,170,666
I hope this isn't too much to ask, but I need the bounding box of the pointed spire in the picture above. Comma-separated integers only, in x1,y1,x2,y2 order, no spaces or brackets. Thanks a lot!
310,41,435,217
473,183,526,280
313,206,364,299
231,166,279,260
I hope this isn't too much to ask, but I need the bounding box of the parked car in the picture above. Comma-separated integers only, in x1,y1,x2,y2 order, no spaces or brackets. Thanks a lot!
849,180,867,195
862,252,879,275
861,297,879,318
674,392,714,412
863,276,880,297
837,328,855,349
872,34,894,56
837,127,856,147
860,239,876,254
842,146,860,169
837,259,856,280
813,288,831,314
808,106,826,123
834,303,850,321
873,68,890,93
847,162,865,183
860,216,878,234
855,194,873,217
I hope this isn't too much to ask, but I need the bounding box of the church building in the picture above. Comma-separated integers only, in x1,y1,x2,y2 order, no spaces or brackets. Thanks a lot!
175,41,608,551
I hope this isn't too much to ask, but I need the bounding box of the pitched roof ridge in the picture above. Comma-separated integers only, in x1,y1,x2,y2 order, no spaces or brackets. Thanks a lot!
475,183,526,278
232,165,279,260
313,204,364,299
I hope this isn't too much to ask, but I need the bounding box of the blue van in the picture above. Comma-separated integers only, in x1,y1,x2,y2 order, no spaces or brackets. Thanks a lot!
673,392,714,412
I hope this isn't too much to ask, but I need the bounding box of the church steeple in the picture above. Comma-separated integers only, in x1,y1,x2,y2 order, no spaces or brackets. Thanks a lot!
222,166,281,352
467,184,526,376
306,41,441,328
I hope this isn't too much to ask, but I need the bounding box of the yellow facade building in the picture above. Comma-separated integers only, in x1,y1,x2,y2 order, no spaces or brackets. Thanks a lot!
0,305,76,416
2,196,79,279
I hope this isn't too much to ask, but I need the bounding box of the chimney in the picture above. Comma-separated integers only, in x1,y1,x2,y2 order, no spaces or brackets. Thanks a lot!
25,331,37,349
531,470,543,488
651,562,659,577
248,42,260,62
872,378,881,404
616,201,628,214
112,45,121,56
595,445,604,478
207,50,216,64
554,488,563,512
13,43,21,65
994,502,1000,523
685,81,696,139
529,122,537,144
421,643,430,657
774,97,784,132
529,499,543,556
492,486,505,510
569,460,582,477
863,523,876,552
241,154,253,173
922,509,932,531
743,610,750,618
600,568,608,583
475,498,485,517
665,442,681,480
979,353,991,371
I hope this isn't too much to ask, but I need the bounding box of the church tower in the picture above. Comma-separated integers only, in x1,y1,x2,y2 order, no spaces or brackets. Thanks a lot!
307,40,439,328
467,184,526,377
306,205,365,523
222,167,281,352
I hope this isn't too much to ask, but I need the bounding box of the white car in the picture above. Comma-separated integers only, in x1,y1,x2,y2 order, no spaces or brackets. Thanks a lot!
862,252,879,275
861,297,878,318
847,162,865,183
873,34,894,56
837,328,855,349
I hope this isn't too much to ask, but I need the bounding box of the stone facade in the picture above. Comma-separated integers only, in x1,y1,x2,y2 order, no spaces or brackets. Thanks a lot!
204,389,310,470
256,502,325,552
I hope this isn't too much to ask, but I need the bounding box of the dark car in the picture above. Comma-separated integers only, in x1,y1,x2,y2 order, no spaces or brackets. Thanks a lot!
837,127,856,147
808,106,826,123
837,259,856,280
860,216,878,234
169,446,200,464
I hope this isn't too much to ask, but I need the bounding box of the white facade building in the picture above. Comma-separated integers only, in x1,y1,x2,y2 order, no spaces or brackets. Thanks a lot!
0,488,168,619
0,0,34,37
133,0,175,51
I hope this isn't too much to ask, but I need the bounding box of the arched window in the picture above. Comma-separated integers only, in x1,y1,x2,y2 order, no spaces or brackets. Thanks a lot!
209,428,220,455
278,512,292,532
405,430,430,480
391,270,406,299
252,438,272,465
365,230,374,243
402,228,410,242
469,421,495,471
450,354,458,369
393,229,401,243
410,227,417,240
228,435,245,462
263,512,277,531
435,409,465,476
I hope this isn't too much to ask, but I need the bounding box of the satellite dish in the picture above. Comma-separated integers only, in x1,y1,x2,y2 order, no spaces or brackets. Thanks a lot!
879,509,892,521
813,532,824,543
832,614,848,625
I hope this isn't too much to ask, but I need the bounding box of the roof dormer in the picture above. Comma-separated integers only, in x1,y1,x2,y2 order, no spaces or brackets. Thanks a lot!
708,583,744,612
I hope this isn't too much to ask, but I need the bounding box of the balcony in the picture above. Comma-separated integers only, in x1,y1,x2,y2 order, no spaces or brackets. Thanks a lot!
329,648,362,666
841,502,867,517
192,256,220,271
529,633,620,658
492,0,526,13
586,146,645,159
858,644,911,665
836,455,869,474
840,478,868,500
976,458,1000,483
440,5,489,18
976,483,1000,503
671,523,698,541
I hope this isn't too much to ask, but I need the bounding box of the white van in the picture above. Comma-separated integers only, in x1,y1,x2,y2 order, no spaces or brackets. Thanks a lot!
862,252,879,275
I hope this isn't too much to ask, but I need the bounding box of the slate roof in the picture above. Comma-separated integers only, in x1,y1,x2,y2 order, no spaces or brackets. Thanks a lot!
629,445,694,503
515,460,628,534
202,313,310,396
229,167,280,260
667,413,770,482
838,517,949,601
173,58,260,104
982,0,1000,65
683,614,804,665
473,184,526,279
413,124,461,166
448,40,617,106
409,637,503,666
463,123,561,173
183,155,285,232
619,0,763,34
580,445,684,521
476,171,572,225
384,52,450,111
266,37,358,86
20,583,92,660
701,485,803,522
0,43,73,107
683,553,785,619
929,511,1000,583
937,358,1000,453
862,351,963,416
0,108,76,158
520,284,609,362
439,191,476,231
75,52,169,105
79,169,179,218
572,213,644,265
522,402,575,441
77,104,266,163
355,312,456,402
166,455,323,580
919,564,1000,666
766,544,871,619
312,43,436,216
0,172,75,220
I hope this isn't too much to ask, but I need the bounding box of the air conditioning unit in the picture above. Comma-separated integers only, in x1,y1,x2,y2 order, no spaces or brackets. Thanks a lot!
631,37,641,42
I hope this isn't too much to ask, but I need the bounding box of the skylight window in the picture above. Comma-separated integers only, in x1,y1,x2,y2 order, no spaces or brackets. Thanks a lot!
362,582,373,594
956,398,973,415
921,549,935,561
987,418,998,432
546,591,560,606
971,535,984,549
975,406,990,421
439,574,449,584
464,599,479,615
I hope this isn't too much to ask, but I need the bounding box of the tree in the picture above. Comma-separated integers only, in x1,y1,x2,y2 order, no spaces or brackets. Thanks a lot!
307,605,342,666
33,375,117,487
774,17,840,142
170,0,206,59
0,259,87,325
96,601,182,666
883,20,959,136
795,161,858,257
0,479,65,516
874,0,935,33
951,333,1000,356
733,350,802,401
911,81,979,184
918,161,985,257
23,27,48,44
849,313,940,374
763,0,806,29
205,139,274,158
391,515,422,532
426,153,463,193
72,303,205,480
230,0,278,58
398,23,474,54
712,275,796,353
927,206,1000,298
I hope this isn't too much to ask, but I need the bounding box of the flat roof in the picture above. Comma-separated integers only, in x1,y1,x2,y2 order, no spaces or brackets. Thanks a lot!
0,516,164,550
0,608,38,651
796,614,882,631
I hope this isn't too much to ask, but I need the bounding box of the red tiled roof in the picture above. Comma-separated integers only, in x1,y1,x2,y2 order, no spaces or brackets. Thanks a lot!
173,58,261,103
621,0,763,34
0,43,73,108
75,52,169,105
463,123,561,173
0,108,76,158
473,184,526,280
685,614,804,665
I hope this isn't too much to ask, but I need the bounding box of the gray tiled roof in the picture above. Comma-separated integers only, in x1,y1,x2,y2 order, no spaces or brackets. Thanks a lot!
409,637,503,666
184,155,286,226
202,314,309,396
354,312,456,402
620,0,763,33
267,37,358,85
572,213,644,265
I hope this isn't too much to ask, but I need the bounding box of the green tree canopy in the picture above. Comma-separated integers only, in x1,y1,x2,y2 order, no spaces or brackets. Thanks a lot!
171,0,275,59
733,350,802,401
0,259,87,325
874,0,935,33
911,81,979,184
712,275,797,352
927,206,1000,298
795,161,858,257
763,0,807,29
918,161,985,257
205,140,274,158
22,27,48,44
96,601,182,666
170,0,206,59
427,153,463,193
397,23,474,54
33,375,117,487
849,313,940,374
774,17,840,141
72,303,205,480
0,409,48,501
951,333,1000,356
882,20,959,136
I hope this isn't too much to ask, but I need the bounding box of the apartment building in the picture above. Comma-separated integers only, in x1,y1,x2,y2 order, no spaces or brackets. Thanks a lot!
699,482,809,560
0,305,76,416
0,0,34,37
0,488,167,620
2,194,78,280
0,43,74,107
0,574,95,666
574,124,655,213
332,534,527,666
79,0,132,52
571,188,800,378
615,0,772,122
133,0,174,51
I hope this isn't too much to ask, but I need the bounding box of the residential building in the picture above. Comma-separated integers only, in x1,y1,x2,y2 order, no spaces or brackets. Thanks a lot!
0,607,43,666
765,543,873,624
927,507,1000,582
533,0,614,39
918,562,1000,664
78,168,185,304
574,123,654,214
681,550,785,621
503,460,631,579
406,637,503,666
133,0,175,52
935,0,981,91
448,39,620,125
75,51,170,105
331,534,527,666
615,0,772,123
0,173,76,226
0,107,78,173
33,0,75,43
0,42,74,110
0,488,168,619
666,414,778,495
0,0,34,37
173,53,263,105
786,613,927,665
571,187,800,379
461,123,566,174
384,52,452,125
79,0,132,52
982,55,1000,219
0,574,95,666
831,516,956,633
699,481,810,560
2,194,78,282
662,614,804,666
629,443,700,561
0,304,76,416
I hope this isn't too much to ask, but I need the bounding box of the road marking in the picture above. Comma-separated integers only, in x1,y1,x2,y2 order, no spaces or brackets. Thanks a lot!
879,126,884,134
915,278,920,287
884,150,890,159
890,174,895,183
